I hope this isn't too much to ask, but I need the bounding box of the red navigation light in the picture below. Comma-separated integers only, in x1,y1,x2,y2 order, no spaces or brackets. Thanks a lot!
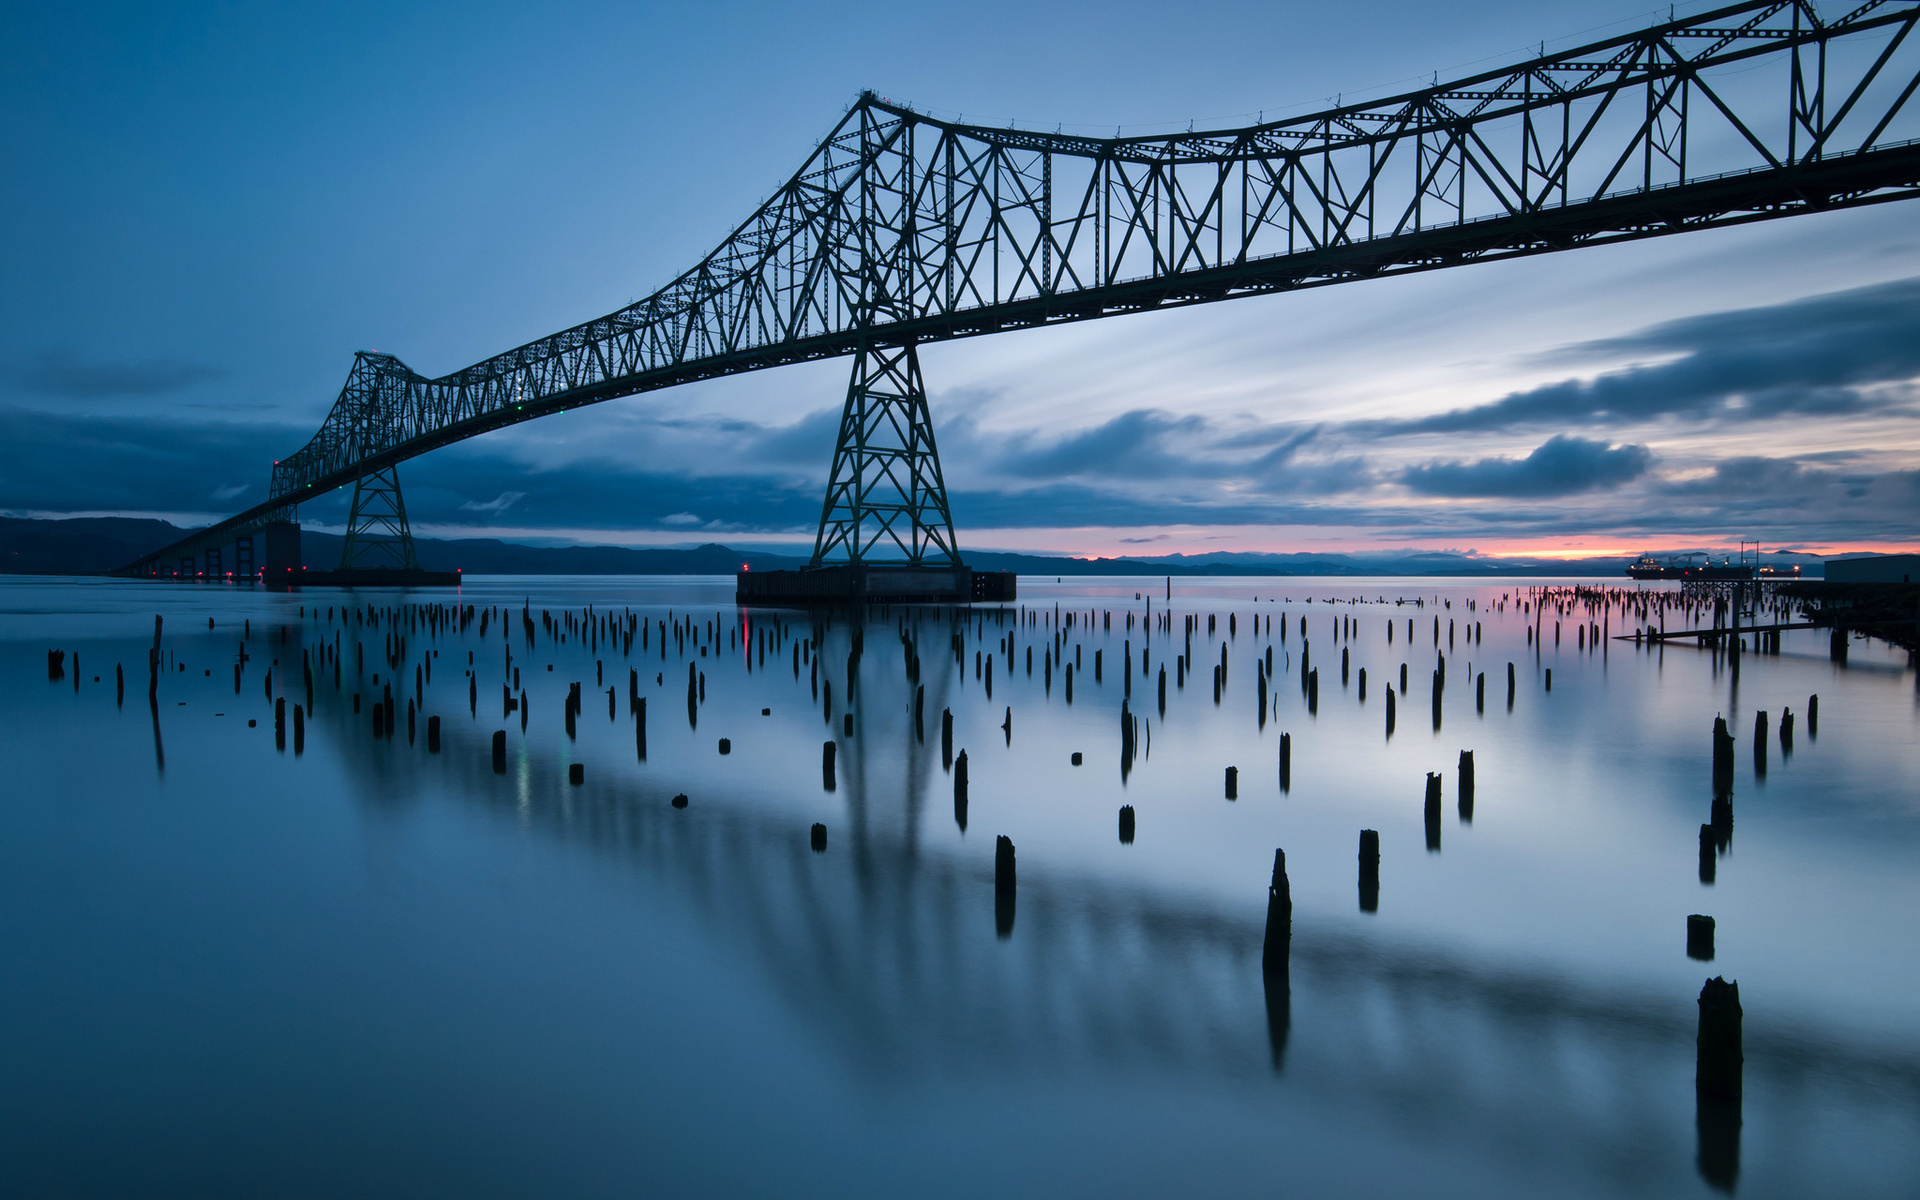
742,563,750,572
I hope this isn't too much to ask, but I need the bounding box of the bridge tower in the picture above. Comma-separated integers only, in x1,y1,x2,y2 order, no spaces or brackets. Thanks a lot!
339,464,420,572
811,339,957,568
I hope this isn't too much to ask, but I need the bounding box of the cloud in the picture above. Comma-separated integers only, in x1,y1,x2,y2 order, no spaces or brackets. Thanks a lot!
660,512,702,526
210,483,250,501
1400,436,1653,498
459,490,525,514
1362,277,1920,435
9,351,225,400
0,406,300,514
997,410,1211,479
1656,457,1809,496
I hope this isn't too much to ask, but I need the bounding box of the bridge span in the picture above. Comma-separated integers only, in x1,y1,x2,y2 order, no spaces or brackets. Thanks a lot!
123,1,1920,589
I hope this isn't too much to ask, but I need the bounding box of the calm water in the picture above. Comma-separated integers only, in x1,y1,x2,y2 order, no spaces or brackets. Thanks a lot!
3,573,1917,1198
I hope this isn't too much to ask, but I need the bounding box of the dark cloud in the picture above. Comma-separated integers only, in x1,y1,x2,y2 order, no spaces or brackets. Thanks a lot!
1401,436,1653,498
4,398,1910,552
10,351,225,400
997,410,1210,479
1362,276,1920,435
0,406,294,513
1656,456,1810,496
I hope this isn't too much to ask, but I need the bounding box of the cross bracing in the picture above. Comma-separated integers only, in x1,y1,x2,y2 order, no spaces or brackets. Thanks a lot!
129,0,1920,573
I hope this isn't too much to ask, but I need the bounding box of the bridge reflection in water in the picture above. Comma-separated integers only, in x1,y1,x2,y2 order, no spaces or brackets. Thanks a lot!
301,617,1920,1199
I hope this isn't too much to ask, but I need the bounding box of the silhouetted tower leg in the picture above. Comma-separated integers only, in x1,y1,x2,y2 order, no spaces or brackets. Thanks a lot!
340,463,420,571
810,340,959,567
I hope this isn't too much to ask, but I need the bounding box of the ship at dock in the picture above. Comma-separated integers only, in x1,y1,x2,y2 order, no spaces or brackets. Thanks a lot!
1626,545,1801,581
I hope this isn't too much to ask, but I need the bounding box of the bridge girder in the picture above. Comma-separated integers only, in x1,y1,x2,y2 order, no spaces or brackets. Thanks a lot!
126,0,1920,573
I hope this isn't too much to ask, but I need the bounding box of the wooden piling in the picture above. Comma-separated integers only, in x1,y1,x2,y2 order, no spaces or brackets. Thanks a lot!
1712,717,1735,797
1458,750,1474,821
1262,848,1292,975
811,823,827,852
1225,766,1238,800
1118,805,1135,843
1358,829,1380,912
1425,772,1442,851
1688,914,1716,961
822,739,836,790
492,730,507,773
569,763,584,785
1696,977,1743,1099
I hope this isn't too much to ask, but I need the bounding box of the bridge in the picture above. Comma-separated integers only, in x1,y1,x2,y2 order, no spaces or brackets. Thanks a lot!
123,0,1920,593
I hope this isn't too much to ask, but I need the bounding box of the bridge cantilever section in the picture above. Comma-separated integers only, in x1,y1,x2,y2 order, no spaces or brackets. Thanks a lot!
124,0,1920,579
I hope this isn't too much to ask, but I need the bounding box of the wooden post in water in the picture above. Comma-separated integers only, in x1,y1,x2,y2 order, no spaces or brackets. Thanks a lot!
1424,772,1442,851
1712,717,1735,797
1262,849,1292,975
994,833,1016,937
1688,914,1716,961
1358,829,1380,912
1696,977,1743,1099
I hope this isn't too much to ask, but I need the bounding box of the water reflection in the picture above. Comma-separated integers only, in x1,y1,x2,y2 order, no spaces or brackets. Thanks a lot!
9,576,1920,1197
301,706,1920,1195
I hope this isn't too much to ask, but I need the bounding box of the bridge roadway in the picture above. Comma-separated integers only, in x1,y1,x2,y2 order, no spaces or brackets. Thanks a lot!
125,0,1920,578
249,612,1920,1193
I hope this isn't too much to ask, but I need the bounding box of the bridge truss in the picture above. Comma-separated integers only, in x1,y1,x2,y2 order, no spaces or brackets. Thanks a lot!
127,0,1920,577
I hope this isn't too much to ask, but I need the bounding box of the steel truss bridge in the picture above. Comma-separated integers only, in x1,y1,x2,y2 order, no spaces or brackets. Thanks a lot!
126,0,1920,580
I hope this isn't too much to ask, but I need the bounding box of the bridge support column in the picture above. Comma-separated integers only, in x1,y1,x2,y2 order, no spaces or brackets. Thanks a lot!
340,464,420,572
739,340,1013,605
263,520,301,587
234,535,255,581
812,340,958,568
205,544,222,579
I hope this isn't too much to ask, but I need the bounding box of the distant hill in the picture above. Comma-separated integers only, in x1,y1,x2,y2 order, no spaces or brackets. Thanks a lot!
0,516,196,575
0,515,1822,578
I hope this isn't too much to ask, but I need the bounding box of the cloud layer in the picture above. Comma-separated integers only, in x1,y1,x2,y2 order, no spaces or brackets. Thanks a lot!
3,274,1917,552
1400,436,1653,498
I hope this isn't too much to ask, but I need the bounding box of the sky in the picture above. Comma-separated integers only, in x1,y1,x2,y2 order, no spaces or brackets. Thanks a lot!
2,0,1917,560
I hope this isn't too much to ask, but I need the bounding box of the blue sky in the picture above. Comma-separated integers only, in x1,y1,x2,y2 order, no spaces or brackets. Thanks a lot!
2,0,1917,558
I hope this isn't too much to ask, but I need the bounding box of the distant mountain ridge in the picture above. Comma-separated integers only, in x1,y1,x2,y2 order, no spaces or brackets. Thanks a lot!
0,516,1823,577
